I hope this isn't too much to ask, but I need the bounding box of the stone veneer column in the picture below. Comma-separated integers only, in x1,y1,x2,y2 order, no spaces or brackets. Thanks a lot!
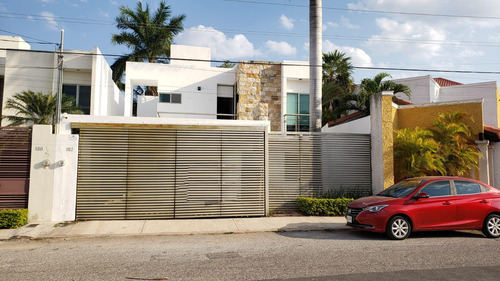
236,61,282,131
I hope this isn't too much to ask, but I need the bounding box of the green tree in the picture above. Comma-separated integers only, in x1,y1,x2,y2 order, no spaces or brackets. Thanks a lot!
2,90,83,126
111,1,185,93
357,73,411,115
429,111,481,177
394,127,445,181
321,51,356,124
393,111,481,180
217,60,236,68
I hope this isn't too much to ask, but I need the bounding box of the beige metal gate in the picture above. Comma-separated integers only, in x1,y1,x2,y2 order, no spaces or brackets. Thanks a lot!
269,133,371,212
76,127,265,220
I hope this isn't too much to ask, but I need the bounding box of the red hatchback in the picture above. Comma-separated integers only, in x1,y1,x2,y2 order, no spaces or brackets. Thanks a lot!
346,177,500,240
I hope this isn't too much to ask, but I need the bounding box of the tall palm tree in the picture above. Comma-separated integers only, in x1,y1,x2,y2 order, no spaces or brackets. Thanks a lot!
429,111,480,176
322,51,356,124
357,73,411,115
111,1,185,93
2,90,83,126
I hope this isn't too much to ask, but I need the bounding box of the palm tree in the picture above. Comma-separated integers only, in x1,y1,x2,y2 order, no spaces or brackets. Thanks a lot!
393,127,445,181
111,1,185,93
357,73,411,115
429,111,480,176
322,51,356,124
2,90,83,126
217,60,236,68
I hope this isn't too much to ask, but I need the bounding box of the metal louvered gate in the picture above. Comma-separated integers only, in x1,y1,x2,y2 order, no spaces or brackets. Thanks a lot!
0,127,31,210
76,127,265,220
269,133,371,212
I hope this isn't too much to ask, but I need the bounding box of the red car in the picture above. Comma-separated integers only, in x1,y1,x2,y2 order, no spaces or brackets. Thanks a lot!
346,177,500,240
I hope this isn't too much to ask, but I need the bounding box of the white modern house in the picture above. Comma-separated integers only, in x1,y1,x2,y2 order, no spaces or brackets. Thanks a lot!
0,35,123,126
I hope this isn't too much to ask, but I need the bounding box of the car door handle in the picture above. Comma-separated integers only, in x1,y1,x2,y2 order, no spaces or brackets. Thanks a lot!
443,201,452,205
479,200,489,204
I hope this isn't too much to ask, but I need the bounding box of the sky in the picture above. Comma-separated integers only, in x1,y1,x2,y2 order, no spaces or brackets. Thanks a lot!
2,0,500,85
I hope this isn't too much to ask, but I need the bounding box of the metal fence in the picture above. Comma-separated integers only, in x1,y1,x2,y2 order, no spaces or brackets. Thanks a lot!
268,132,371,212
0,127,31,210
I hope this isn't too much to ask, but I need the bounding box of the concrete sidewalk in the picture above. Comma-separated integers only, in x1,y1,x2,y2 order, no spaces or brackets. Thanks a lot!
0,216,348,240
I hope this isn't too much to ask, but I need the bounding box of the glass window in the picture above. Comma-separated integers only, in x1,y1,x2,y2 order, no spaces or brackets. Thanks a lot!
287,93,309,132
378,179,423,198
420,181,451,197
159,93,170,103
171,94,182,104
62,84,90,114
454,180,483,195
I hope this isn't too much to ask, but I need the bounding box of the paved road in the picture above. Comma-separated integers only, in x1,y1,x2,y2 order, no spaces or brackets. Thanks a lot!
1,229,499,281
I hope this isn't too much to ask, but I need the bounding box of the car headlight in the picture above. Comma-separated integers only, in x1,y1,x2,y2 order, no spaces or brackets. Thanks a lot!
363,205,389,213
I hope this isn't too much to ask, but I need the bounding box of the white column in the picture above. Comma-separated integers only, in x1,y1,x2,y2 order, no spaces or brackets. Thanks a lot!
476,140,490,184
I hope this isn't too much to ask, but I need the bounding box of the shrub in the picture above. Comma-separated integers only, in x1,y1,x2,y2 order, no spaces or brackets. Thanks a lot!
297,197,354,216
0,209,28,229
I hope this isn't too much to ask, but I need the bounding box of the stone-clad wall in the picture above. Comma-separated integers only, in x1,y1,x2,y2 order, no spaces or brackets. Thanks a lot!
236,61,281,131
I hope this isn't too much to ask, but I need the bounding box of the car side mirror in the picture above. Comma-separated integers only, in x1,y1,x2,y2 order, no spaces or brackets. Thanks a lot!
414,192,430,200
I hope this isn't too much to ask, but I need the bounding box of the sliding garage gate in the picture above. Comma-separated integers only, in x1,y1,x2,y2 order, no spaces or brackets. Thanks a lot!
76,127,265,220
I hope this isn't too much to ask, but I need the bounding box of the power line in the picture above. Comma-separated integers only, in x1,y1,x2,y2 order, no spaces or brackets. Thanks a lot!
0,28,57,45
224,0,500,20
1,48,500,76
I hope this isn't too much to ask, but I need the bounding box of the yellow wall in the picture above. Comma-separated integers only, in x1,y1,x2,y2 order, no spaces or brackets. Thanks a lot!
381,94,396,189
396,102,483,136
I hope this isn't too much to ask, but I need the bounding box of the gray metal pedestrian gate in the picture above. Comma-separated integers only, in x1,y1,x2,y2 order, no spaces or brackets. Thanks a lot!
76,127,265,220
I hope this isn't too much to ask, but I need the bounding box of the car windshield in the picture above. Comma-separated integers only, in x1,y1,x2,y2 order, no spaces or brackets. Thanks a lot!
378,180,424,198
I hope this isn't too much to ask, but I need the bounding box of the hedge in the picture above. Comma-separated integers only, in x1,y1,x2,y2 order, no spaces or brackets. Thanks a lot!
297,197,354,216
0,209,28,229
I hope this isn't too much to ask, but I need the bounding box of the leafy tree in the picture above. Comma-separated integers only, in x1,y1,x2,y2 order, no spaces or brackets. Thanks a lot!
394,127,445,181
2,90,83,126
321,51,356,124
357,73,411,115
429,111,481,177
217,60,236,68
394,111,480,180
111,1,185,93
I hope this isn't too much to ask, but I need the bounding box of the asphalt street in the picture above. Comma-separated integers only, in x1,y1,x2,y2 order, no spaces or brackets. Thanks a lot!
1,229,499,281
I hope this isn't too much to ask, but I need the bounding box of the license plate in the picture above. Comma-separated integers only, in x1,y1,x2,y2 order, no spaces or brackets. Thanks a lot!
346,215,352,223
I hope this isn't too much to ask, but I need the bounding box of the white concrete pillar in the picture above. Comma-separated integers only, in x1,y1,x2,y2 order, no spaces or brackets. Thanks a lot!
476,140,490,184
28,125,79,223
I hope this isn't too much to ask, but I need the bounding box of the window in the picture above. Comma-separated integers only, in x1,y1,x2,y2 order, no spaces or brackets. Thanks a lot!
420,181,451,197
0,76,4,117
217,85,237,119
287,93,309,132
62,84,91,114
159,93,181,104
454,180,483,195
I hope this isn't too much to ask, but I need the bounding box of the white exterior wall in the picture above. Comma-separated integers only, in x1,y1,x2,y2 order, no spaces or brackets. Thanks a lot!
28,125,79,222
281,60,310,132
393,75,439,103
322,116,370,134
439,82,499,127
2,50,57,125
127,49,235,118
91,47,123,116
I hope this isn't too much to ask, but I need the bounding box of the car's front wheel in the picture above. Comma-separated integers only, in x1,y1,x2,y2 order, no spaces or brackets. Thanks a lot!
386,216,411,240
482,214,500,238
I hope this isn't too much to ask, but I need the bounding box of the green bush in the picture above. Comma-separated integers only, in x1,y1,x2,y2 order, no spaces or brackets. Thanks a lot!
297,197,354,216
0,209,28,229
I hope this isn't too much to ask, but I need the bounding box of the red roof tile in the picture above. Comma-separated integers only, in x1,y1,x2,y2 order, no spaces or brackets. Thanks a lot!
327,111,365,127
434,77,463,87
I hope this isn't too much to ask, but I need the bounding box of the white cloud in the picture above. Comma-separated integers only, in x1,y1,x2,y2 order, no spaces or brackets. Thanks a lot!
40,11,59,31
341,16,359,29
176,25,259,59
264,41,297,56
110,0,118,5
323,21,339,31
39,0,54,3
366,18,447,61
280,14,294,30
323,40,373,67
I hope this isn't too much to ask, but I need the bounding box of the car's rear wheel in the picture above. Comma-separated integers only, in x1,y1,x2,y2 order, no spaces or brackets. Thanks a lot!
386,216,411,240
482,214,500,238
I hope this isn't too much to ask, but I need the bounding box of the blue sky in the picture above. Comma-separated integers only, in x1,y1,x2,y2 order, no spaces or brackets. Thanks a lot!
2,0,500,85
